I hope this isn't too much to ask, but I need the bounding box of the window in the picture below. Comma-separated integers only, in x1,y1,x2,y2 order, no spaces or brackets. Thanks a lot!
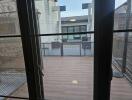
62,27,68,41
80,25,87,32
67,26,74,33
74,26,80,32
62,27,67,33
67,27,74,39
74,26,80,39
61,25,87,40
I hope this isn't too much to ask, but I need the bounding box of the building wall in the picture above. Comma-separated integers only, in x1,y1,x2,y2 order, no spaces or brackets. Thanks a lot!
0,0,61,70
35,0,61,43
61,17,94,56
62,22,94,43
61,22,88,27
0,0,62,71
0,15,24,70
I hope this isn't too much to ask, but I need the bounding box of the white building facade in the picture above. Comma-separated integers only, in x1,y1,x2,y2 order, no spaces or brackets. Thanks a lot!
35,0,61,43
61,15,94,56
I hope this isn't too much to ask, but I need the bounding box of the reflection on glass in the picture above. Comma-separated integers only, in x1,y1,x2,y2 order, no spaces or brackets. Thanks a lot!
74,26,81,39
80,25,87,32
68,27,74,33
35,0,94,99
0,38,29,99
0,0,20,36
74,34,81,39
68,35,74,40
74,26,80,32
111,0,132,100
41,34,93,56
0,0,29,99
41,34,94,100
62,27,67,33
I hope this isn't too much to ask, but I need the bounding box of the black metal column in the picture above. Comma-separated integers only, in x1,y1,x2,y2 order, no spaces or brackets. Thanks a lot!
94,0,115,100
29,0,45,97
16,0,44,100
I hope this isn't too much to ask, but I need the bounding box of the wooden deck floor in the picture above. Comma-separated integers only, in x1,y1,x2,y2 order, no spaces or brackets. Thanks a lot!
7,57,132,100
43,57,93,100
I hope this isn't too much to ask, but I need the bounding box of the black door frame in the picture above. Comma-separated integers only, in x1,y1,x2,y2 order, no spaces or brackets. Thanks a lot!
16,0,115,100
17,0,44,100
94,0,115,100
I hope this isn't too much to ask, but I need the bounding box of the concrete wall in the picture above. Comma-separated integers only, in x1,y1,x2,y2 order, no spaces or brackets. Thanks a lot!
35,0,61,43
0,1,25,71
0,16,25,71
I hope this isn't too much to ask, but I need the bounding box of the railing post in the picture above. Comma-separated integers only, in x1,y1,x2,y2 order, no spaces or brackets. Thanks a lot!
80,43,81,56
61,42,63,56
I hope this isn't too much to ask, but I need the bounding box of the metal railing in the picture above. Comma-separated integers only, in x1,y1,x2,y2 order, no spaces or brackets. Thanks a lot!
41,41,94,56
112,32,132,83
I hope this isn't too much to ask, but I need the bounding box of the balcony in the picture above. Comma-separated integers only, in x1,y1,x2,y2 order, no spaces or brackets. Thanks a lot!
0,0,132,100
0,56,131,100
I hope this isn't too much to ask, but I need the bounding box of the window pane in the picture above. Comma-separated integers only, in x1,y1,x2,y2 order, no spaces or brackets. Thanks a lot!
68,35,74,40
62,35,68,42
74,26,80,39
112,0,132,100
0,37,29,99
80,25,87,32
67,27,74,40
63,35,68,39
81,34,87,39
35,0,95,99
0,1,20,36
62,27,67,33
74,26,80,32
74,35,81,39
68,27,74,33
0,1,29,99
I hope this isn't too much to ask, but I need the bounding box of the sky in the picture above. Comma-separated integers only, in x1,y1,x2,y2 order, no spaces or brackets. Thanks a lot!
58,0,127,17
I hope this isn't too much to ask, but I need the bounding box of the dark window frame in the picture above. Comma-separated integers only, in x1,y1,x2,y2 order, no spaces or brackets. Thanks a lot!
94,0,115,100
0,0,128,100
16,0,44,100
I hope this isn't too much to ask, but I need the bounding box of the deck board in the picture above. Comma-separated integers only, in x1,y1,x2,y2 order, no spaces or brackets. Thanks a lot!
43,57,93,100
7,57,132,100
